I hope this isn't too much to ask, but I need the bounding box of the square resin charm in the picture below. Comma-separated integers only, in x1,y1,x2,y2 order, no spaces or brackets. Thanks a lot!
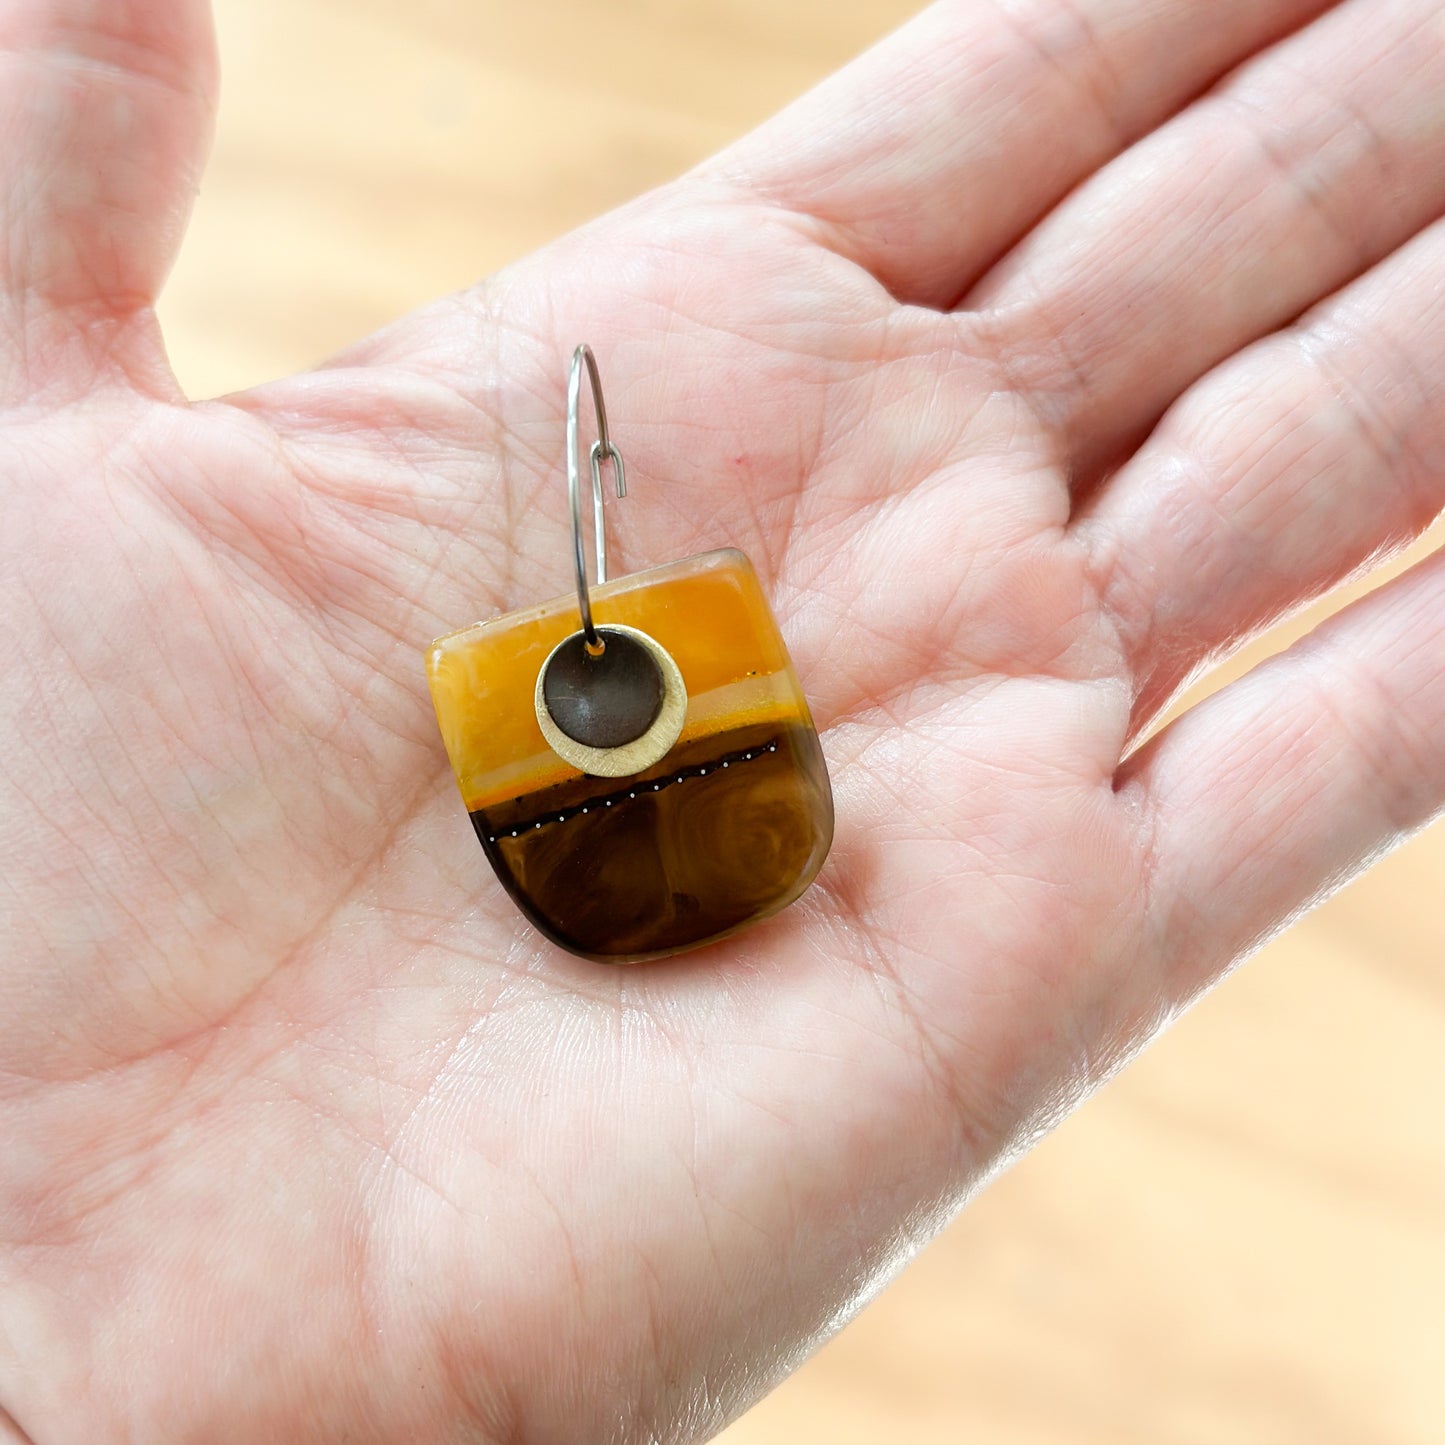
426,549,833,962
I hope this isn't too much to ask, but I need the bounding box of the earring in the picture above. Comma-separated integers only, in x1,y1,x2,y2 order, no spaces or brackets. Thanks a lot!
426,345,834,963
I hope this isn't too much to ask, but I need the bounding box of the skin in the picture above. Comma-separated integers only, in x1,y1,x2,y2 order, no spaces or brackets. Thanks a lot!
1,0,1444,1439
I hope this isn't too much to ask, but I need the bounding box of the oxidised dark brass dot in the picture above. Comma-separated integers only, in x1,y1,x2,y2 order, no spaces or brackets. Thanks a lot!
541,628,664,749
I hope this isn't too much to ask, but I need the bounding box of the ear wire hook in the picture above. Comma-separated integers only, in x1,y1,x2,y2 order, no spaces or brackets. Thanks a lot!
568,344,627,653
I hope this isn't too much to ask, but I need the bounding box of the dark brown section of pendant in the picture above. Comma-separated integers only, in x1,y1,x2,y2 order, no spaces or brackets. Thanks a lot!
541,628,663,749
471,719,833,962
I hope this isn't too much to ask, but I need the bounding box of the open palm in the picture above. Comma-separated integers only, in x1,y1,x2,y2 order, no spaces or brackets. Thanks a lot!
4,0,1445,1440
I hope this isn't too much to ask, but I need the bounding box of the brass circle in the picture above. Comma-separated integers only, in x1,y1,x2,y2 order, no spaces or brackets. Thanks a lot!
535,624,687,777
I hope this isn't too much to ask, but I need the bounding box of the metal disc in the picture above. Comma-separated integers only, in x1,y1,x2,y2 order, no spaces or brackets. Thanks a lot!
541,628,663,749
535,624,688,778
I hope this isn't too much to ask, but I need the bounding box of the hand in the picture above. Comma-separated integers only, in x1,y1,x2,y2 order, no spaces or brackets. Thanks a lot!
2,0,1442,1439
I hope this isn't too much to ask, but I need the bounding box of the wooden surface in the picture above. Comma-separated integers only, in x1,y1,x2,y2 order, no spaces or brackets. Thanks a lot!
157,3,1445,1439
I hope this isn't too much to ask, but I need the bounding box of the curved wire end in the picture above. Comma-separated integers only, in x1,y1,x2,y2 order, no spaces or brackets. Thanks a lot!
566,345,627,649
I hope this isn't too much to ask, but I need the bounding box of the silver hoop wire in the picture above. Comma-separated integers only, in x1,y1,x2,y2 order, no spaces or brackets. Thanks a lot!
567,344,627,650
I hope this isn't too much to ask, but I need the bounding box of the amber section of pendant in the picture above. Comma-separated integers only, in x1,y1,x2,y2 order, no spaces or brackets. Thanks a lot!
427,549,833,962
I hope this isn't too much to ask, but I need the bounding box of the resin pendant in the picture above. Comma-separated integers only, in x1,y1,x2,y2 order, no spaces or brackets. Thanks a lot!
425,347,833,963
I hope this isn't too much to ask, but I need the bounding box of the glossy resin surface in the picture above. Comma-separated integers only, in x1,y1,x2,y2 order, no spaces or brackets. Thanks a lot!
427,549,833,961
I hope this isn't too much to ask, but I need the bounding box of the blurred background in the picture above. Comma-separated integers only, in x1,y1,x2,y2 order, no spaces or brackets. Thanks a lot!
157,2,1445,1440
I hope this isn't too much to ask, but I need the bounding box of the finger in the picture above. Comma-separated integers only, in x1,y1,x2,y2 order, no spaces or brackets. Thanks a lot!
0,0,216,388
970,0,1445,482
1123,544,1445,1006
703,0,1337,308
1080,218,1445,740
